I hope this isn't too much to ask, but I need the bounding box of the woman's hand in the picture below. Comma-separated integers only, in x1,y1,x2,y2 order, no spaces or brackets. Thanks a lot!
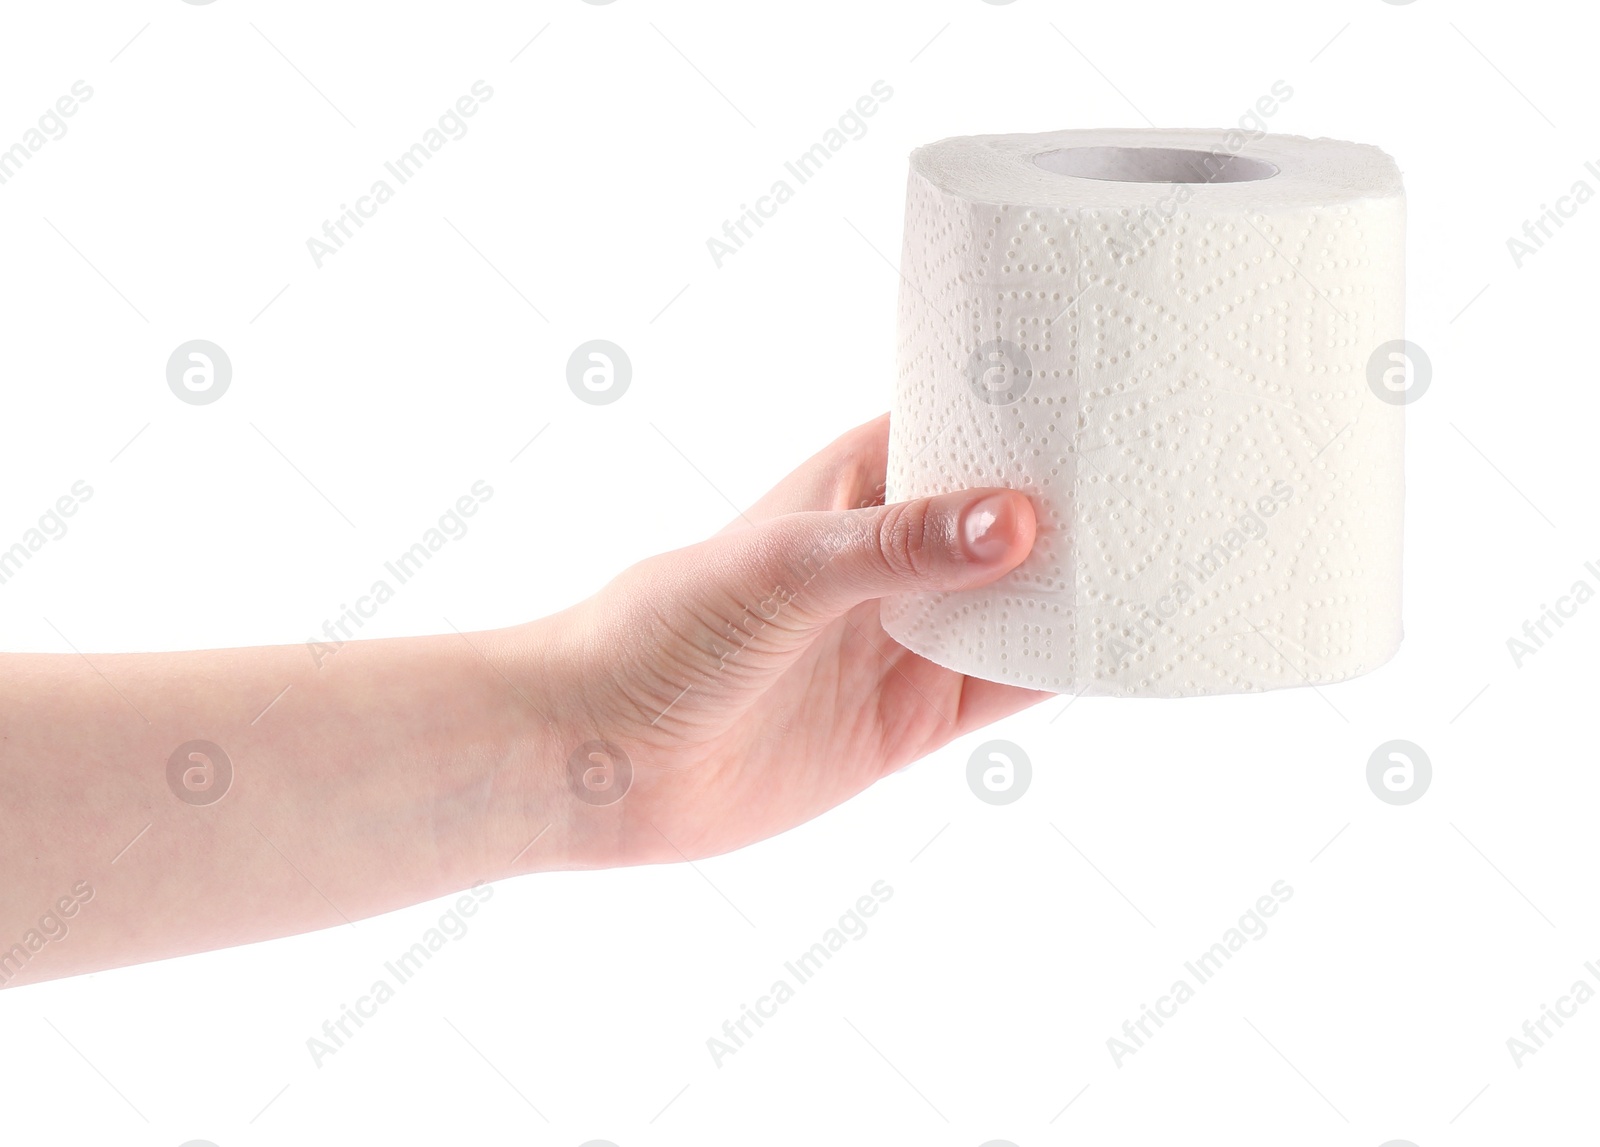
0,415,1041,986
520,414,1045,871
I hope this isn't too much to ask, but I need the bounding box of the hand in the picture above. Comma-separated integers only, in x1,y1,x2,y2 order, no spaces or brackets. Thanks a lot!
0,415,1041,985
526,414,1045,870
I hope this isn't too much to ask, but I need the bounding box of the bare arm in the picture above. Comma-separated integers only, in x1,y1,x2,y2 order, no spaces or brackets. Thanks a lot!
1,415,1039,988
0,627,572,986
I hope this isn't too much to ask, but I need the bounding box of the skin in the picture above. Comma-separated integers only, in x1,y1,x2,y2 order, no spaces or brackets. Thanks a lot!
0,414,1044,988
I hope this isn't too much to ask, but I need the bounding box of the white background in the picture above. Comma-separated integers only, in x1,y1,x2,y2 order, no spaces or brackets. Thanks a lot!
0,1,1595,1144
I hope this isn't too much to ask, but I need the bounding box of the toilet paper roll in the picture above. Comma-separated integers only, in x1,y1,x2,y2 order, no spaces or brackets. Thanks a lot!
881,128,1406,698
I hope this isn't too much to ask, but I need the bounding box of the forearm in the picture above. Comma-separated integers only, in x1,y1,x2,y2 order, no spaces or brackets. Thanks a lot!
0,623,571,987
0,418,1041,989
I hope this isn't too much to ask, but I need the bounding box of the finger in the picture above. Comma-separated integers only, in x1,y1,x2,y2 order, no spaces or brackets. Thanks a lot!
768,487,1035,623
835,610,1053,754
671,487,1036,675
718,413,889,534
951,676,1058,734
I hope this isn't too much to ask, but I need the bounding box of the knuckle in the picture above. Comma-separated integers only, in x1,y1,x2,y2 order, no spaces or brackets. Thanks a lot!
875,500,932,580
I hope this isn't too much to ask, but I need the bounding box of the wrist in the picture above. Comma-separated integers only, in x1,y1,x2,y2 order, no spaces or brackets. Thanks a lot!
468,611,600,882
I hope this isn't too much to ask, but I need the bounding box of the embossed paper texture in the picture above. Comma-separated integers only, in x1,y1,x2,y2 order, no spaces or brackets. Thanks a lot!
883,129,1406,698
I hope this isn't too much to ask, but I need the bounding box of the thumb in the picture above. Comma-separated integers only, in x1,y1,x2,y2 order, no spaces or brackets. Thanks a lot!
709,487,1036,648
593,488,1037,728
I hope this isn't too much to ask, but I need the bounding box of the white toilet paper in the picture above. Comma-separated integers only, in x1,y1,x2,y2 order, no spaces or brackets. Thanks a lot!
881,128,1406,698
